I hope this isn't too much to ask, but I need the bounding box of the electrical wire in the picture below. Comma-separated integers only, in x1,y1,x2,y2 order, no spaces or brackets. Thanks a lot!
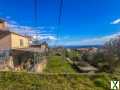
55,0,63,47
58,0,63,25
34,0,38,26
33,0,38,67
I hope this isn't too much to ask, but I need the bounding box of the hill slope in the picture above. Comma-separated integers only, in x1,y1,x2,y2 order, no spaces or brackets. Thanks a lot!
0,71,118,90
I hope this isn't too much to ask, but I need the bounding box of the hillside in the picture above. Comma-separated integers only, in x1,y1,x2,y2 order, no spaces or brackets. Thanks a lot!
0,71,117,90
0,55,120,90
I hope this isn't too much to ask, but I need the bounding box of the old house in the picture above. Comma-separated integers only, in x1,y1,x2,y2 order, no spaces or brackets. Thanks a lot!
0,19,30,70
0,19,48,73
0,19,30,49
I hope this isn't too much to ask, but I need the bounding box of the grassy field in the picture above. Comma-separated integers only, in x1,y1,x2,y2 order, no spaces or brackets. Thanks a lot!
44,56,76,73
0,55,119,90
0,71,118,90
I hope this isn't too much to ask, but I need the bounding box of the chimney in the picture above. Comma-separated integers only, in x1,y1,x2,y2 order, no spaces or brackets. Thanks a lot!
0,19,7,30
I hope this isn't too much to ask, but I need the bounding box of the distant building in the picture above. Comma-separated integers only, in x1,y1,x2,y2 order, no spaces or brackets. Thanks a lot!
0,19,30,49
31,41,48,52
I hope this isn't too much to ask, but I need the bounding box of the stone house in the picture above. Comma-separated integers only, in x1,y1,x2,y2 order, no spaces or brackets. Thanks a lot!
0,19,30,49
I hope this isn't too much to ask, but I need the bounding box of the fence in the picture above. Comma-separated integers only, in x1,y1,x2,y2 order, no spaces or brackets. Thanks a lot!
0,49,10,61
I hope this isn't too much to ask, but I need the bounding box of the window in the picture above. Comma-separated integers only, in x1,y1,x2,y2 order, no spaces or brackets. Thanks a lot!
20,39,23,46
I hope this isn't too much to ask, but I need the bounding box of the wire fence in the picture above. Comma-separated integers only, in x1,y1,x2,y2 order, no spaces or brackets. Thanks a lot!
0,49,10,61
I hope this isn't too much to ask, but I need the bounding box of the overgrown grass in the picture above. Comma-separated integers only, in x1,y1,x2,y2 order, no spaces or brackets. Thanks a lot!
0,71,117,90
44,56,76,73
0,55,119,90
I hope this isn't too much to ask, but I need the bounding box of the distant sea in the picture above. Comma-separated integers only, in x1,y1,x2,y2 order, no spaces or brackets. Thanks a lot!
64,45,103,49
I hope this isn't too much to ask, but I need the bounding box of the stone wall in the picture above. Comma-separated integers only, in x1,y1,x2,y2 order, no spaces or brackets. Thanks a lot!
33,59,47,73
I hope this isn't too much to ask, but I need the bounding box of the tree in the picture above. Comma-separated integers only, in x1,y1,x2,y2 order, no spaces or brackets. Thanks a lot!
103,36,120,72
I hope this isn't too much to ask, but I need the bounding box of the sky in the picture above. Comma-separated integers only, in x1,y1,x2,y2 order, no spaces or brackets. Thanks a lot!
0,0,120,46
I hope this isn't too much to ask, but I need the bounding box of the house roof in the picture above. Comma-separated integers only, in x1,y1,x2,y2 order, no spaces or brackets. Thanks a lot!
0,30,10,39
0,30,30,39
0,19,5,23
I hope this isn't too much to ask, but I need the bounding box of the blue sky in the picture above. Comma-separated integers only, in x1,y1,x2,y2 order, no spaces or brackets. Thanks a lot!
0,0,120,46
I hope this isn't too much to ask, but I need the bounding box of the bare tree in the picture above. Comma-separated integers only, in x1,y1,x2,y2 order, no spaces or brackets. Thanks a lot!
103,36,120,72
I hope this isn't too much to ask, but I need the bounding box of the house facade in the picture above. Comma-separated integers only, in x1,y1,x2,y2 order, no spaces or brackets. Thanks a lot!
0,19,29,49
11,32,29,49
0,19,48,73
0,31,29,50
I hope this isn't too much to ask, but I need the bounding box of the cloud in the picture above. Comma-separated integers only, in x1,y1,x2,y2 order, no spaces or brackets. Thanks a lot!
33,35,57,41
5,16,11,19
6,19,120,46
63,32,120,46
5,19,57,42
111,18,120,24
40,36,57,40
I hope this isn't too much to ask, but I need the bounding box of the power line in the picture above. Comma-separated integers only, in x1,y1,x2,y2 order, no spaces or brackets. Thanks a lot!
58,0,63,25
56,0,63,46
33,0,38,67
58,0,65,61
34,0,38,26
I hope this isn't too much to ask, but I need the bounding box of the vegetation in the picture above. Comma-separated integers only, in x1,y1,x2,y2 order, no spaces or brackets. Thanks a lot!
0,71,119,90
66,49,80,59
44,55,76,73
1,36,120,90
103,37,120,72
73,37,120,73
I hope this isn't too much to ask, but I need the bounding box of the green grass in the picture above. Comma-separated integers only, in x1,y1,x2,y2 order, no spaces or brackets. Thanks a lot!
0,55,119,90
0,71,117,90
44,56,76,73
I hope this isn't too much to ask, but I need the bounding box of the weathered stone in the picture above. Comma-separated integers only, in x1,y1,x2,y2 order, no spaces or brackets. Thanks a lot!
33,59,47,73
